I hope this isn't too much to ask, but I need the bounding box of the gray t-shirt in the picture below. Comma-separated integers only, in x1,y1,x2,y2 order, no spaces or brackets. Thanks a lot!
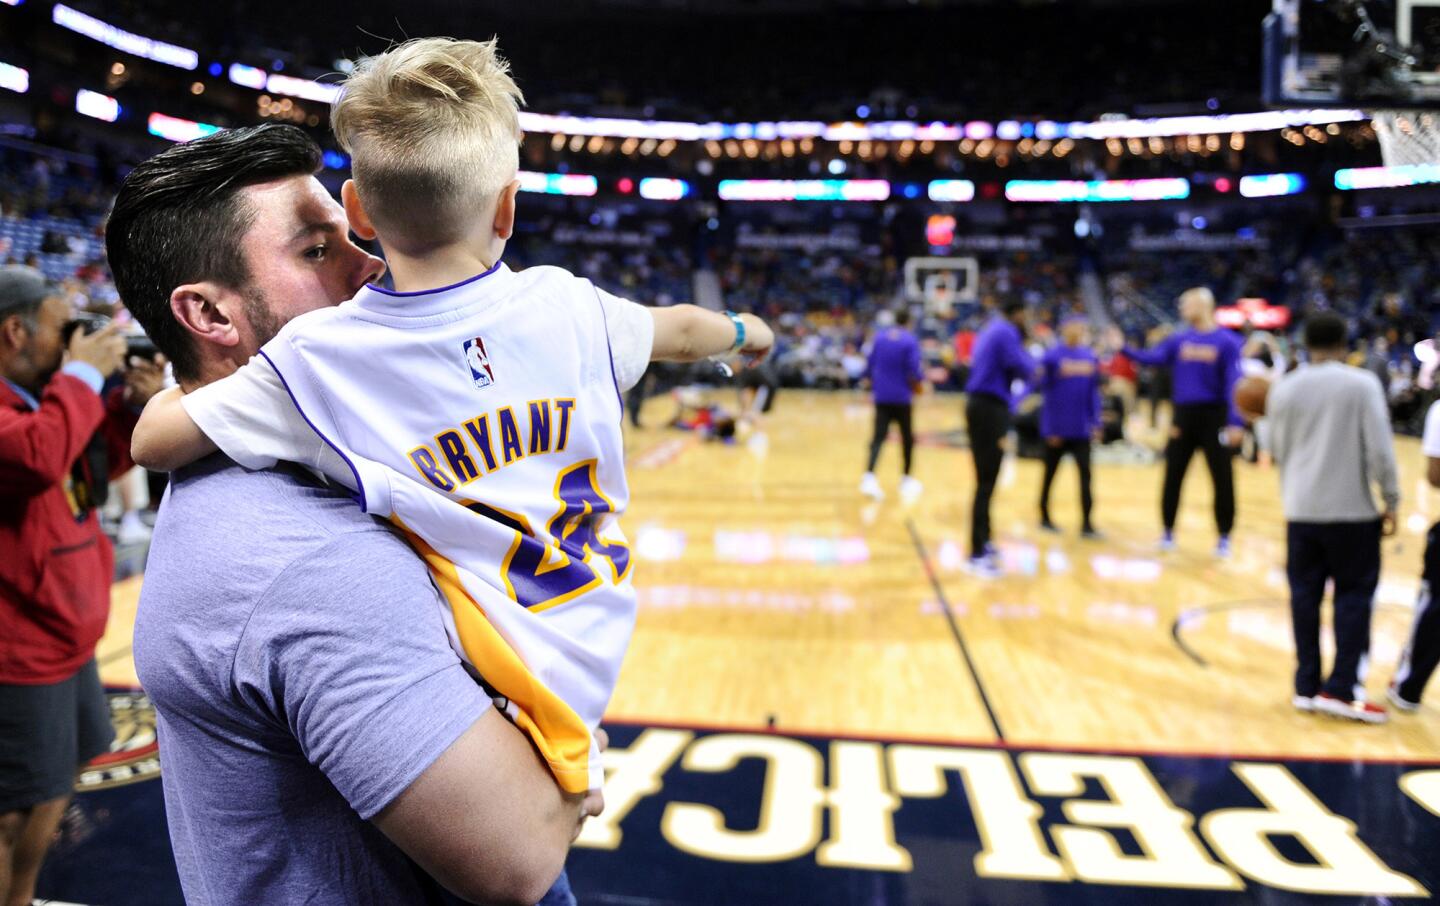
134,455,490,905
1267,361,1400,522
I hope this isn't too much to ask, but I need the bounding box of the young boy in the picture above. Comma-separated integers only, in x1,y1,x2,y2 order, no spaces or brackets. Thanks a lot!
132,38,774,800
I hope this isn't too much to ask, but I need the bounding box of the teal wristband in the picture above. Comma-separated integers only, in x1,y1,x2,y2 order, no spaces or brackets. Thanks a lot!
725,310,746,353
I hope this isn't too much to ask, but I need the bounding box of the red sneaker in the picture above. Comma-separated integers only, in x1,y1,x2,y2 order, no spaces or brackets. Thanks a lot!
1313,693,1388,724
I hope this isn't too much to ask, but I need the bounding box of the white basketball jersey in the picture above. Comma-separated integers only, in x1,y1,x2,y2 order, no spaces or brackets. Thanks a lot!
183,262,649,792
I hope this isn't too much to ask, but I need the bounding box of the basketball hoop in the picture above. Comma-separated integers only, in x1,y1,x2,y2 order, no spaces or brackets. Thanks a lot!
924,273,957,318
1372,109,1440,167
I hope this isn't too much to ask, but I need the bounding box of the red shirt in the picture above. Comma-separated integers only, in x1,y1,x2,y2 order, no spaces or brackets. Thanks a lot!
0,374,137,684
954,330,977,365
1102,351,1138,382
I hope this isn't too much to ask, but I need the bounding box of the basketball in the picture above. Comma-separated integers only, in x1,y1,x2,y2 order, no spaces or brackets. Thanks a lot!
1233,375,1270,421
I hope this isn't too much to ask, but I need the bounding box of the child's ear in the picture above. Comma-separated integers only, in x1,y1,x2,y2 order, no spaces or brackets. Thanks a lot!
341,180,378,241
493,179,520,241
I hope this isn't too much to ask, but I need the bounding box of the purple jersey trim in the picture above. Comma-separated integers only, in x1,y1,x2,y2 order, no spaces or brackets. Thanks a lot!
366,260,503,298
258,350,370,513
591,283,626,416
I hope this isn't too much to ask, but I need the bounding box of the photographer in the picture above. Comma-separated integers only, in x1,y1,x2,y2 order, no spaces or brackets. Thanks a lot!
0,266,163,906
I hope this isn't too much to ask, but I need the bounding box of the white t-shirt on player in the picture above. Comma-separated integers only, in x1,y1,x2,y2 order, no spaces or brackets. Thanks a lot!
1423,400,1440,459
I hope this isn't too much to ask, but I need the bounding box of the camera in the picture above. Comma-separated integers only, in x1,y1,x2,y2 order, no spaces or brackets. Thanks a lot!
62,312,160,362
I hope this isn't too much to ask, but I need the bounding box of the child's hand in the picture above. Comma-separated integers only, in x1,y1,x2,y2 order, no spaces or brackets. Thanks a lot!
582,789,605,819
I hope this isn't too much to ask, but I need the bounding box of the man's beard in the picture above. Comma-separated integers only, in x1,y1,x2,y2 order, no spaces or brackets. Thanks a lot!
244,287,285,350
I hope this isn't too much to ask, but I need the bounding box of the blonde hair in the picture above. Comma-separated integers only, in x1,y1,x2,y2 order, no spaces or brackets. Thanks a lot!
331,37,524,253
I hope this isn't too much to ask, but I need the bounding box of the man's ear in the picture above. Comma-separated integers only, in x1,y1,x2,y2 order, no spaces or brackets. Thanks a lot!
341,180,378,242
170,283,242,350
493,179,520,241
0,314,27,353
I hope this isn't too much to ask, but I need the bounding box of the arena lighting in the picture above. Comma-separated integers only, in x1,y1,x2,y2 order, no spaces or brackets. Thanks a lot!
1238,173,1306,198
0,62,26,94
516,171,598,197
927,179,976,202
147,112,220,142
925,214,956,247
265,72,341,104
638,178,691,201
0,0,21,7
75,89,119,122
52,4,198,70
516,108,1366,145
1334,164,1440,190
227,63,266,90
717,179,891,202
1004,178,1190,203
1065,109,1365,140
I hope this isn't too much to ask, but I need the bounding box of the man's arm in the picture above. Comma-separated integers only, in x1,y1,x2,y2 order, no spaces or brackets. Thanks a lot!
650,305,774,362
1360,379,1400,528
373,709,584,905
1428,456,1440,489
1122,334,1174,368
238,528,584,906
0,375,104,492
1005,331,1040,387
102,356,168,479
1220,336,1245,427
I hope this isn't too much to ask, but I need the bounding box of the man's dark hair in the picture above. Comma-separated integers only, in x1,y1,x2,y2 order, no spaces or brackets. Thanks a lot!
1303,312,1349,351
105,124,322,382
894,307,911,327
1001,299,1026,317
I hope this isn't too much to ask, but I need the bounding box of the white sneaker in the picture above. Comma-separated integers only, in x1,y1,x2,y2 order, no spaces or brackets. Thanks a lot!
1313,692,1388,724
1387,685,1420,713
118,511,153,545
859,472,884,500
899,476,923,503
1292,695,1316,713
965,555,1003,579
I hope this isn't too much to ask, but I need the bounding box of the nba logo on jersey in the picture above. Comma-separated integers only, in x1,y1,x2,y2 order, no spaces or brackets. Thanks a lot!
463,336,495,389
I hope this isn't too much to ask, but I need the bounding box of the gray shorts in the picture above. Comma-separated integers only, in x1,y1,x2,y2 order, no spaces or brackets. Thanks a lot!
0,659,114,812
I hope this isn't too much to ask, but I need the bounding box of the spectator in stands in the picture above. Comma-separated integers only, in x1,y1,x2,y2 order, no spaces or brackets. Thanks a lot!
0,266,163,906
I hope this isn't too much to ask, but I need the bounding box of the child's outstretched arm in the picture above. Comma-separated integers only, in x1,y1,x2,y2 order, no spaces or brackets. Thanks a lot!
132,387,219,471
133,357,334,475
649,305,774,363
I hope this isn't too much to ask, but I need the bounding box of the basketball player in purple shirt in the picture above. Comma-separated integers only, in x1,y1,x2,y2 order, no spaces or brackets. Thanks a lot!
1038,318,1103,537
1124,287,1244,557
963,300,1037,577
860,308,924,502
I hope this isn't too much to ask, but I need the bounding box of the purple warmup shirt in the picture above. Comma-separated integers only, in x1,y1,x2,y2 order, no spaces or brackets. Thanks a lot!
965,315,1037,405
134,456,494,906
1039,344,1102,440
867,326,923,405
1125,327,1243,425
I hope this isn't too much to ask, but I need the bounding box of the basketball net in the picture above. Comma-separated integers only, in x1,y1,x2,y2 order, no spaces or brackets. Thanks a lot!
1372,109,1440,167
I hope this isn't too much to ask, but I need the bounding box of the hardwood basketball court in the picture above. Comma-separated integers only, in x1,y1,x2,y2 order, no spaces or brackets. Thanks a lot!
71,389,1440,904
